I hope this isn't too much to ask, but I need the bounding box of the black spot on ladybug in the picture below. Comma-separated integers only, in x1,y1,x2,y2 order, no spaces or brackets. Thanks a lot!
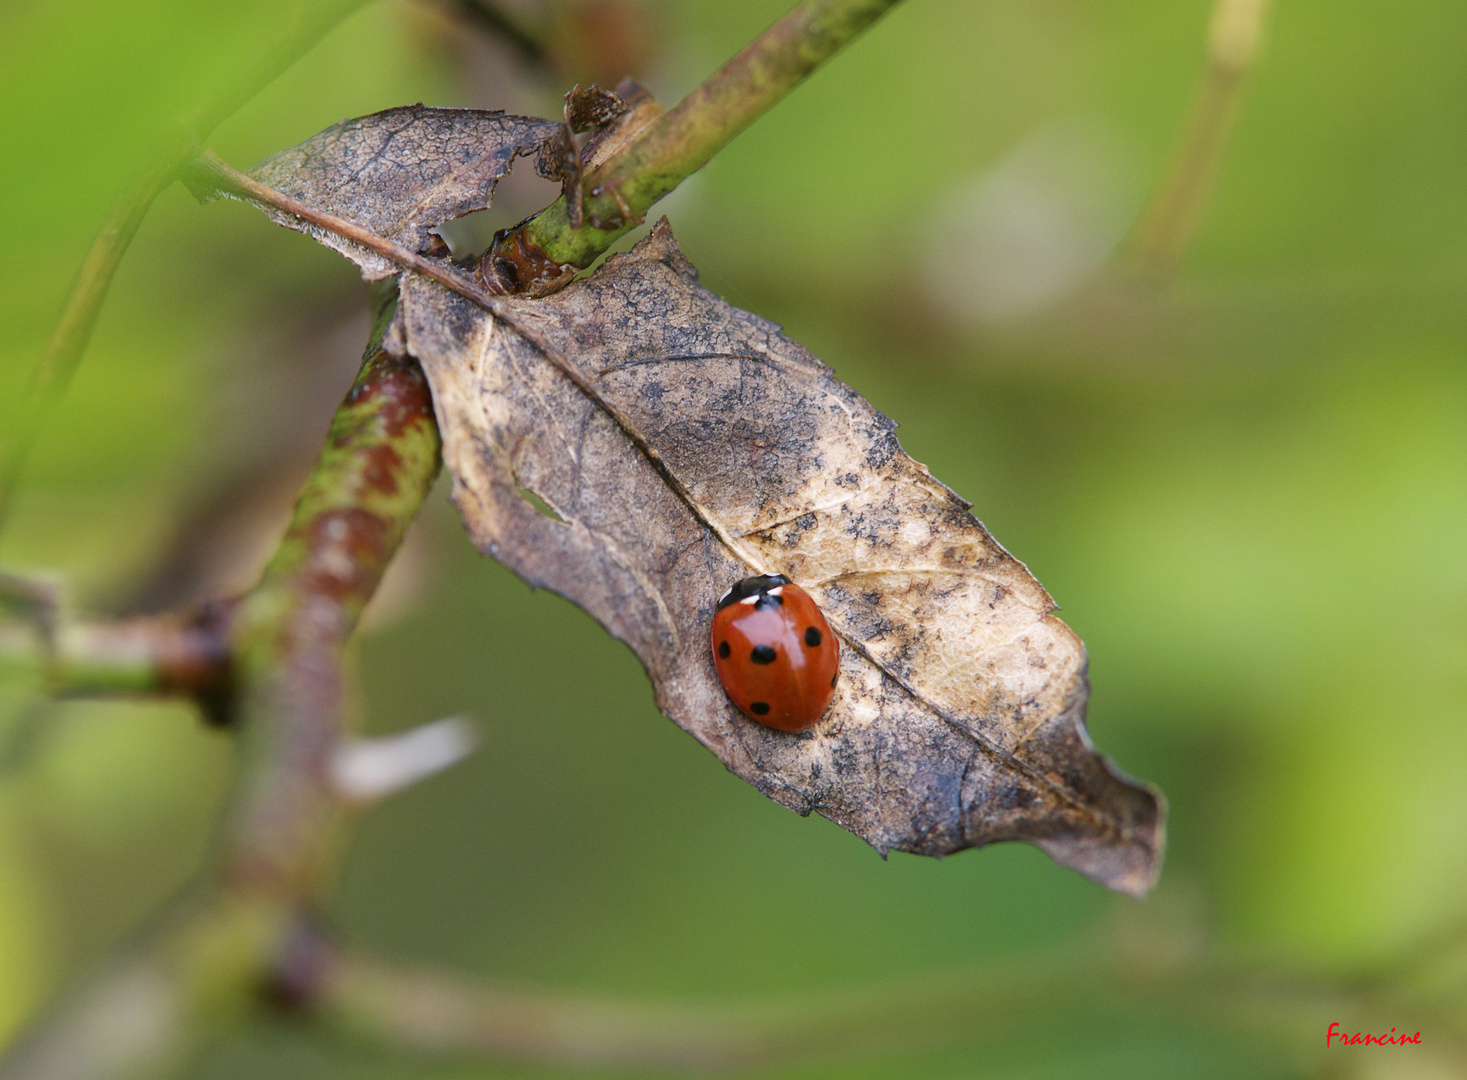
717,641,730,659
750,645,777,664
804,627,822,647
750,701,771,715
830,672,838,688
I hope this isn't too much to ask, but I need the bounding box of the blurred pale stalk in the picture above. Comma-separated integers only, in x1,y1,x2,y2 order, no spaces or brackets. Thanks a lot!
1126,0,1272,276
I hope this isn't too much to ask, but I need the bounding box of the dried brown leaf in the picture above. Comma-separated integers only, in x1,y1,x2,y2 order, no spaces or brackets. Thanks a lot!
201,103,1163,894
209,105,561,279
534,122,583,228
393,222,1164,896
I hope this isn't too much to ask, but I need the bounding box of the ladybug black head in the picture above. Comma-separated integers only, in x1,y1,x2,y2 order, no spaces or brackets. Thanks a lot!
716,573,790,611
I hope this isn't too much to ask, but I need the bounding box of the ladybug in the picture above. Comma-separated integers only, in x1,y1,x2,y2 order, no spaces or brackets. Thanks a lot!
710,574,839,732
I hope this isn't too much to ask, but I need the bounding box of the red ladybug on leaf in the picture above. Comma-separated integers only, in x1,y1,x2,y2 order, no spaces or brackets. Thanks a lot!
711,574,839,732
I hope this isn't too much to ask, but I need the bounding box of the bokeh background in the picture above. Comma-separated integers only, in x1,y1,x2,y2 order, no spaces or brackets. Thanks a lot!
2,1,1465,1077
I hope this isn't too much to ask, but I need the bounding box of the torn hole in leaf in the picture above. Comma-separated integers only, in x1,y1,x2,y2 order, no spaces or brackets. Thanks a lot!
432,166,563,259
193,105,567,281
514,483,564,522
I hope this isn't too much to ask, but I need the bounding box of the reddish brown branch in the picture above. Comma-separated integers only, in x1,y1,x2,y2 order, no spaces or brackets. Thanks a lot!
220,343,440,894
0,294,442,1080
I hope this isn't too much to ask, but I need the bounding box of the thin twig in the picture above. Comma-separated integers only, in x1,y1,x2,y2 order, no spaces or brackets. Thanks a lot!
483,0,905,295
300,922,1467,1076
300,928,1099,1072
190,153,509,316
0,571,61,654
0,0,377,528
0,603,235,722
1124,0,1272,276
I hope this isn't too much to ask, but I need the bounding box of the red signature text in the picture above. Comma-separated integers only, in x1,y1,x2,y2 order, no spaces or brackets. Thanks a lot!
1326,1023,1421,1047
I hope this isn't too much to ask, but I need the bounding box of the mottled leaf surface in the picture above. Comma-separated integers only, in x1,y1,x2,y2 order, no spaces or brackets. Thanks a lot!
393,222,1164,896
228,105,561,279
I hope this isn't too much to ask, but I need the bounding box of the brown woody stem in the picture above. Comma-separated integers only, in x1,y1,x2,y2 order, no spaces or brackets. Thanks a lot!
219,321,440,898
439,0,550,68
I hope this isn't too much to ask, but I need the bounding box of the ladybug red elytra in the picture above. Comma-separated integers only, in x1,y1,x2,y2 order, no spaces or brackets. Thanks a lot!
710,574,839,732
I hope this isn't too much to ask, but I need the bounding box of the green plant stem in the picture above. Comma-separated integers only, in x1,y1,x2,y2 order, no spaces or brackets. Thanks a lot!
0,609,232,710
483,0,903,295
0,290,440,1080
0,573,233,717
0,0,377,528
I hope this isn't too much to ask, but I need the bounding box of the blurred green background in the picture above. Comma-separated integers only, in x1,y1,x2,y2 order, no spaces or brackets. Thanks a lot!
2,1,1465,1077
